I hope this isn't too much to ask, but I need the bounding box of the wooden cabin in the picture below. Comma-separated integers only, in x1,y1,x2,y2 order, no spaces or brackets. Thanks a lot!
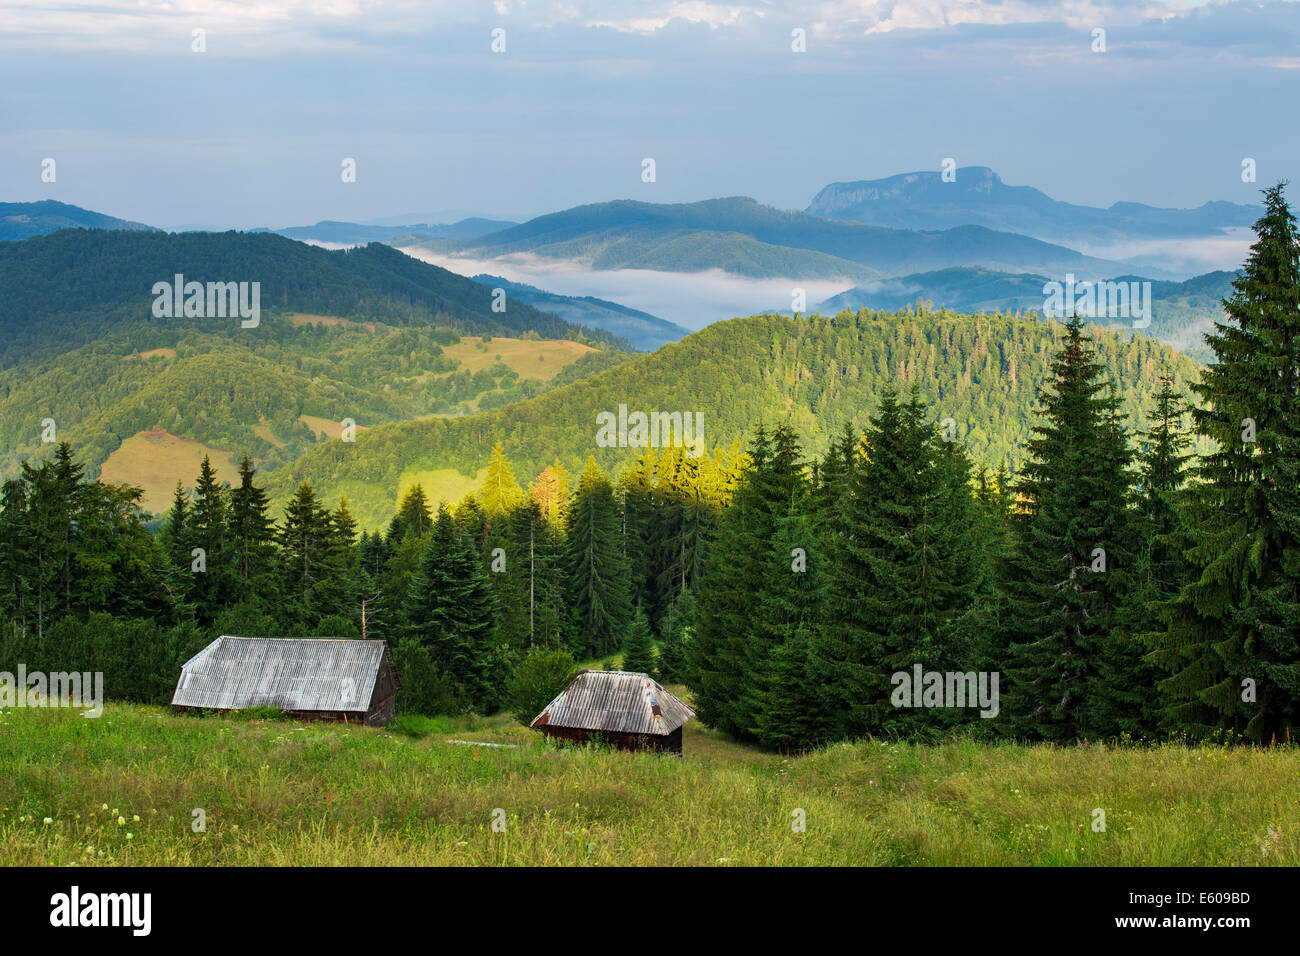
171,636,399,726
530,669,695,753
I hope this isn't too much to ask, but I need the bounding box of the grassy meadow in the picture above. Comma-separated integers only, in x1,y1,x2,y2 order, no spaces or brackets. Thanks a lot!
1,701,1297,866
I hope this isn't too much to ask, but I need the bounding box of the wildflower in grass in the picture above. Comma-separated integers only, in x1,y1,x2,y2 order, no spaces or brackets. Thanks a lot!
117,816,125,826
43,817,52,825
101,804,107,811
132,815,139,822
126,833,133,840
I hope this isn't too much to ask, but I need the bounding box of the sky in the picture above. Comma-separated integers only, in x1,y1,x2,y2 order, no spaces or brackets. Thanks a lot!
1,0,1297,231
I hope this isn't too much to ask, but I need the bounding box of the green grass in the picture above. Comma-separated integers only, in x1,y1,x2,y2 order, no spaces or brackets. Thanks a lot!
1,703,1297,866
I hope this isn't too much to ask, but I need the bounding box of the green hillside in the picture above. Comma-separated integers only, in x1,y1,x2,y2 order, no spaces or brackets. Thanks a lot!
0,317,626,514
266,306,1202,528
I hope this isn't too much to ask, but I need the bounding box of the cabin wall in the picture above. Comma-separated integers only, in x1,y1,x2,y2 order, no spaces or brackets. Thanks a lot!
538,725,682,754
366,660,398,726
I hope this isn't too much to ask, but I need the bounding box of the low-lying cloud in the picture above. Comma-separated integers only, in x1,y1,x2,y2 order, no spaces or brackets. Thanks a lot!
398,247,857,330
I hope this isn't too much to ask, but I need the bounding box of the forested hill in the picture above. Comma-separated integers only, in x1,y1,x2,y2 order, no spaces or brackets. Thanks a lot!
0,200,157,241
0,229,624,364
267,306,1203,528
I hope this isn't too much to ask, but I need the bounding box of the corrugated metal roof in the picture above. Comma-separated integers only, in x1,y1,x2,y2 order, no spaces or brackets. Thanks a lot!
171,636,387,713
531,670,695,736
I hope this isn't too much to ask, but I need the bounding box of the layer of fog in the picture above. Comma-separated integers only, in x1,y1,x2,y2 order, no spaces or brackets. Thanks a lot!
1065,230,1252,277
397,247,857,331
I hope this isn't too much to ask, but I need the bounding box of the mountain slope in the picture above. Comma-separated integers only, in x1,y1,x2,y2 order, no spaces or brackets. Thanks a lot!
420,196,1127,280
0,200,157,241
807,167,1259,242
266,307,1202,529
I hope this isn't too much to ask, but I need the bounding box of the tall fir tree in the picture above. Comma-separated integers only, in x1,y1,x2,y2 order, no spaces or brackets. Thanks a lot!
621,607,657,674
228,455,278,611
188,455,232,623
563,457,632,657
993,318,1136,741
1156,183,1300,742
405,505,502,713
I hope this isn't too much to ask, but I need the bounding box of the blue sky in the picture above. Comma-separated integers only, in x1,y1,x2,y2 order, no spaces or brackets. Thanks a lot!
1,0,1297,230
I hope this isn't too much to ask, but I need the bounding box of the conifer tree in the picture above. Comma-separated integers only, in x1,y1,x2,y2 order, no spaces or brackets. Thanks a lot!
229,455,278,610
188,455,232,623
813,388,980,738
564,457,631,657
621,607,657,674
0,479,32,635
481,442,524,518
689,428,768,738
1157,184,1300,741
278,482,336,628
405,505,502,712
387,484,432,544
751,449,826,752
656,586,694,683
158,481,195,620
994,318,1135,740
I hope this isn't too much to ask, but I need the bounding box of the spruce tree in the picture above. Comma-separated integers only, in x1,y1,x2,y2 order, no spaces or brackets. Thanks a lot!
229,455,278,610
1157,183,1300,742
278,482,335,629
620,607,657,674
994,318,1135,740
656,586,694,683
812,387,980,738
158,481,195,621
689,427,770,739
481,442,525,518
387,485,432,543
405,505,502,713
188,455,232,623
564,457,631,657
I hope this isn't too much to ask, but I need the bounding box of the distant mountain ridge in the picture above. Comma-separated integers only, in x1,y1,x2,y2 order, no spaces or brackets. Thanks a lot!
0,200,157,241
807,167,1260,242
419,195,1131,281
274,217,517,245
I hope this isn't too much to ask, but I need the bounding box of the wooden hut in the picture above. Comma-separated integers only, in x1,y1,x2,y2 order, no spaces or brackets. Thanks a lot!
530,669,695,753
171,636,399,727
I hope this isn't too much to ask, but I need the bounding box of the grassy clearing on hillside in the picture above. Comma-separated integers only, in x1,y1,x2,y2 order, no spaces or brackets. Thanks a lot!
98,429,241,515
396,467,489,511
442,336,595,382
1,704,1296,866
286,313,379,332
